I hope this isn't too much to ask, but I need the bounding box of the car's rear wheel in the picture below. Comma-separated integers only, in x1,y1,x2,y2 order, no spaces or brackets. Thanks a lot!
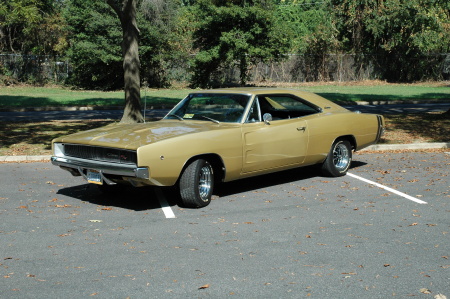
179,159,214,208
321,139,352,177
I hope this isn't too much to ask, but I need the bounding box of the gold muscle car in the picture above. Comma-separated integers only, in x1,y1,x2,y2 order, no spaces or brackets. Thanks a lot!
51,88,385,208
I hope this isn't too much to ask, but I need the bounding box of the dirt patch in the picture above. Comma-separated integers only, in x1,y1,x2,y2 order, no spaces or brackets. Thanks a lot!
0,120,114,156
381,112,450,144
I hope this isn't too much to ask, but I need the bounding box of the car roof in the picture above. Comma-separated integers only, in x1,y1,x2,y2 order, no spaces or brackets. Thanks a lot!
193,87,300,95
190,87,347,112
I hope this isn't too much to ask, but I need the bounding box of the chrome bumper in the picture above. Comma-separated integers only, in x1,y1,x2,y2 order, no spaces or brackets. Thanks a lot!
51,156,149,180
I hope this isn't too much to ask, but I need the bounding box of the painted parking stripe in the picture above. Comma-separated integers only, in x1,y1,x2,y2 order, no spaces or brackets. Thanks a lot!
347,172,428,205
154,188,176,218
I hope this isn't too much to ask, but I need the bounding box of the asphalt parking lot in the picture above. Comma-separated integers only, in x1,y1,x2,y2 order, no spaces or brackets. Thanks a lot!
1,151,449,298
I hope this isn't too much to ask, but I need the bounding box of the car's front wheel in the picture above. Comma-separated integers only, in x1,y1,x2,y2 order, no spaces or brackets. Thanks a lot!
321,139,352,177
179,159,214,208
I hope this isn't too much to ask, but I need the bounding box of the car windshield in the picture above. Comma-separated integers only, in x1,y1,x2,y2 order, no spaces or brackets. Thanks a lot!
165,93,251,123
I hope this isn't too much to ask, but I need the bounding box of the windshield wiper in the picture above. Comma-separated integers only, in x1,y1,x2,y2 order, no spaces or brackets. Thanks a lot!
167,113,184,121
200,115,220,124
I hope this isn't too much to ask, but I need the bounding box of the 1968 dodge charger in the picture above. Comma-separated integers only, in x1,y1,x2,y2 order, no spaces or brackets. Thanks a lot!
52,88,385,208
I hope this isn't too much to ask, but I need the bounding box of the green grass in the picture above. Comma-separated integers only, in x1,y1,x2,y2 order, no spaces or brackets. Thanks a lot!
0,87,191,108
301,83,450,104
0,83,449,108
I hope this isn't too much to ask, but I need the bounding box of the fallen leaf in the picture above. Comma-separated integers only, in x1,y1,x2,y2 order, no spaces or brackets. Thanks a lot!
434,294,447,299
420,288,432,294
198,284,210,290
55,205,71,208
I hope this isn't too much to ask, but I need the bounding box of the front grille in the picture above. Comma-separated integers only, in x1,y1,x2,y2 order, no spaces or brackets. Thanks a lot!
64,144,137,165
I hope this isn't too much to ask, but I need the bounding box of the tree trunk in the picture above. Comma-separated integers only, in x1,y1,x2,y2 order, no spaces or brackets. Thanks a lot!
107,0,144,123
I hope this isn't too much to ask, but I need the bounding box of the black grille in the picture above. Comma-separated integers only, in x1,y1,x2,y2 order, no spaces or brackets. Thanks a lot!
64,144,137,165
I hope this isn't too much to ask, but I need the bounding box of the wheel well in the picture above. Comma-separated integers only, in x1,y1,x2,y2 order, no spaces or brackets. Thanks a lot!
182,154,225,183
336,135,357,150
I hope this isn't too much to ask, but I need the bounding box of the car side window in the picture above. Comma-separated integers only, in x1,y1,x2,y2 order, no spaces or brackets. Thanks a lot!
258,95,320,120
245,98,261,123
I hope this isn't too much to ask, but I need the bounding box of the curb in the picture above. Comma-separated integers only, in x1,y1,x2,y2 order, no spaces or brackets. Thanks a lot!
362,142,450,151
1,143,449,162
0,155,52,162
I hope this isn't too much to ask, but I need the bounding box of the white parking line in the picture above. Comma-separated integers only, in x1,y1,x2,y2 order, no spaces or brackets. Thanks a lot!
347,172,428,204
154,188,176,218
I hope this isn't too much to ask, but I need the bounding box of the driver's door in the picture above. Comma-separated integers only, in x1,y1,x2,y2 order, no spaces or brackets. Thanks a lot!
241,97,309,174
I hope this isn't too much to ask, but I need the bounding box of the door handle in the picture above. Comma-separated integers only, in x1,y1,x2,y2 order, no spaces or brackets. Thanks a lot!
297,127,306,132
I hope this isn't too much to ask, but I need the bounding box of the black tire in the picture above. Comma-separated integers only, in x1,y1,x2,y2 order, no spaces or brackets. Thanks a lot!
321,139,352,177
179,159,214,208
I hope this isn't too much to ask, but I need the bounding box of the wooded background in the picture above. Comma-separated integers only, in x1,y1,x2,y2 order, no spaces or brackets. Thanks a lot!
1,0,449,89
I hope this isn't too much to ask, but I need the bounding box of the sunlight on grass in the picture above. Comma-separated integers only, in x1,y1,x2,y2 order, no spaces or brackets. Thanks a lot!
0,83,448,107
0,86,192,107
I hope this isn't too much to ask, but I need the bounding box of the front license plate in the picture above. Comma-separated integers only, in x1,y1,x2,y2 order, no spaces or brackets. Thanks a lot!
87,170,103,185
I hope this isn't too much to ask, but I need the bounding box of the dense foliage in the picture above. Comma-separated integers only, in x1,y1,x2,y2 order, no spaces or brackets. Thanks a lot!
1,0,449,88
190,0,290,87
63,0,123,90
332,0,450,81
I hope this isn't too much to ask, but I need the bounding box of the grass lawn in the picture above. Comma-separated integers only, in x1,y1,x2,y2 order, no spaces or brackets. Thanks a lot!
300,82,450,104
0,87,192,108
0,81,449,108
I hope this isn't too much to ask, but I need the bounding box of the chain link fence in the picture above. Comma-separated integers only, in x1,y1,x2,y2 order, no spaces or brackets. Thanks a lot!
235,53,450,83
0,54,69,85
1,53,449,86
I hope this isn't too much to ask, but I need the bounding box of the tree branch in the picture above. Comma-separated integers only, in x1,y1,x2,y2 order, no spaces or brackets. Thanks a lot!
106,0,123,23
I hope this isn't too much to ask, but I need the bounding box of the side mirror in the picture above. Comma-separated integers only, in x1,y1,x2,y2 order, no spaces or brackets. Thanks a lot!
263,113,272,125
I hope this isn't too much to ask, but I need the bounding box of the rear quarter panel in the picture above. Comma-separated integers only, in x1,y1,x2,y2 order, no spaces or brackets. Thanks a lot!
304,112,381,164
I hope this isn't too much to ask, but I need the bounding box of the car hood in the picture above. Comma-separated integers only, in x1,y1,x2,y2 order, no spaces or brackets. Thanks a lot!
55,120,232,150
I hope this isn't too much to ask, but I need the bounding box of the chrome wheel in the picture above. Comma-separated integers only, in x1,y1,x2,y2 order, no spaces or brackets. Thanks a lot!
321,139,352,177
333,142,350,171
198,165,213,202
180,159,214,208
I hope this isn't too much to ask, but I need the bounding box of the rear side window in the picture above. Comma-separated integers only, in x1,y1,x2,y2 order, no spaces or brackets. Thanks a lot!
257,95,320,120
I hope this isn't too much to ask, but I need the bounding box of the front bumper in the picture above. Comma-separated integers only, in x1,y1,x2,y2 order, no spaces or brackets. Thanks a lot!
51,156,149,180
